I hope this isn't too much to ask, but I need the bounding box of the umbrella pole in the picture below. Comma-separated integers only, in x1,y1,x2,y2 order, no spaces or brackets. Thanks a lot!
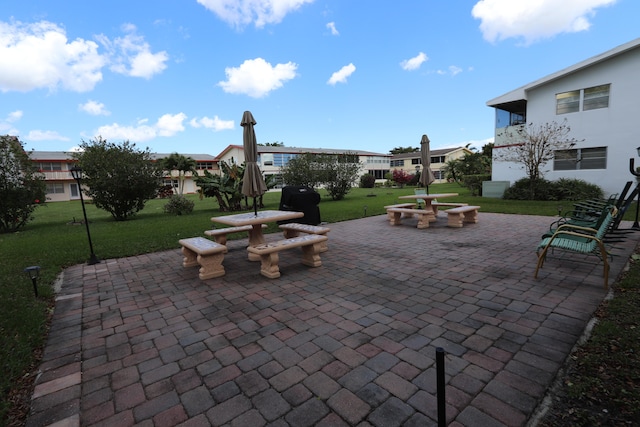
254,197,258,216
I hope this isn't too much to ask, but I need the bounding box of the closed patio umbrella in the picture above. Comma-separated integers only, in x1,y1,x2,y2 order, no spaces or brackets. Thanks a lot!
419,134,436,193
241,111,268,216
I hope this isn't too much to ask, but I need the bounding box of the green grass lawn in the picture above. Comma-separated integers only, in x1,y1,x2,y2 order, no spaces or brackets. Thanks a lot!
1,182,638,424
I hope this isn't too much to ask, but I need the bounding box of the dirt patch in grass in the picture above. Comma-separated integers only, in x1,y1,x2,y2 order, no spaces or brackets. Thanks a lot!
538,247,640,426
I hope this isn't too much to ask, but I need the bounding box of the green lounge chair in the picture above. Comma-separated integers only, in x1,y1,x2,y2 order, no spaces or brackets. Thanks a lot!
535,206,618,289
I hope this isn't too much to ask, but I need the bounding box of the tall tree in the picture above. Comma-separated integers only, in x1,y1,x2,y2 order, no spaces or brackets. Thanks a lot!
0,135,46,233
495,120,581,199
73,138,162,221
389,146,419,154
161,153,197,195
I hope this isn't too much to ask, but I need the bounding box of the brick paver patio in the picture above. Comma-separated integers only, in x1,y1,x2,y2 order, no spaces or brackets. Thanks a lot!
26,212,638,426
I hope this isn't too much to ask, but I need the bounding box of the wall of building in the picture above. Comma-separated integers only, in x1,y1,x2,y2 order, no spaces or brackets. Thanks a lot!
492,47,640,196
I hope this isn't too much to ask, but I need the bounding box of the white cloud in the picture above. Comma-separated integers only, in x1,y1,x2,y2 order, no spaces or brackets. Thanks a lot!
8,110,23,122
218,58,298,98
26,130,70,141
97,24,168,79
0,20,104,92
197,0,315,29
472,0,617,45
449,65,463,76
327,63,356,85
156,113,186,137
79,100,110,116
436,65,464,76
95,113,187,142
326,22,339,36
0,110,23,134
400,52,428,71
190,116,234,131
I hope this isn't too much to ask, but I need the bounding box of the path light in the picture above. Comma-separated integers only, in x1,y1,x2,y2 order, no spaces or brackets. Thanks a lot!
69,166,100,265
363,205,368,217
23,266,40,297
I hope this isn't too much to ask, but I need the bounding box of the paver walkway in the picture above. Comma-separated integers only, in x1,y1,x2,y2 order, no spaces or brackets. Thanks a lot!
26,213,638,427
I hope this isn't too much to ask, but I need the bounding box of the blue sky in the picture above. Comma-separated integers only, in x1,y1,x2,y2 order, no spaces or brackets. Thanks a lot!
1,0,638,155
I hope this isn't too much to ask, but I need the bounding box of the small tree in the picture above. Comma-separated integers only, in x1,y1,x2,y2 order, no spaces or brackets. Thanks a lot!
359,173,376,188
0,135,46,233
161,153,196,195
319,153,362,201
280,153,322,190
195,159,244,212
495,119,581,198
73,138,162,221
391,169,412,188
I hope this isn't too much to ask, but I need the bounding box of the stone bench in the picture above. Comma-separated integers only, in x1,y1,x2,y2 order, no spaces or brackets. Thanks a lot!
384,203,417,219
205,224,267,249
246,234,328,279
431,202,468,216
446,206,480,228
279,223,330,252
386,208,431,229
178,237,226,280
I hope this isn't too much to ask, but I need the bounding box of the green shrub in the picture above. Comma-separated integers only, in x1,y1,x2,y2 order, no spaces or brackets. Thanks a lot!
462,174,491,196
503,178,557,200
504,177,603,201
359,173,376,188
553,178,603,201
163,195,194,215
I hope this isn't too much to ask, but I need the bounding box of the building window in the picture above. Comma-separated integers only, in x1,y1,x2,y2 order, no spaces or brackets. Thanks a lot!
556,84,610,114
163,179,179,188
196,162,213,170
430,156,445,164
495,108,526,129
273,153,297,167
556,90,580,114
554,147,607,170
583,84,610,111
260,153,274,166
39,162,63,171
390,159,404,167
369,170,388,180
46,183,65,194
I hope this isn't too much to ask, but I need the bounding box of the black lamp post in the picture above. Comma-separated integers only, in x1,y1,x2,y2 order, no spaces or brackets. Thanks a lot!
629,147,640,230
23,266,40,297
70,166,100,265
415,164,421,182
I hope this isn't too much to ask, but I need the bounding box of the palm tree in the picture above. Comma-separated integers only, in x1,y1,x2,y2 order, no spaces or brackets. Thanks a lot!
161,153,197,195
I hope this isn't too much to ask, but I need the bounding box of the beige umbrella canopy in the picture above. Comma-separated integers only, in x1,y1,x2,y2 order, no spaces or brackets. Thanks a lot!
419,134,436,193
241,111,268,215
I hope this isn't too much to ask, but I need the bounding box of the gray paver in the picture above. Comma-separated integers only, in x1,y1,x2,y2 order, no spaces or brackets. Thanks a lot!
26,213,639,426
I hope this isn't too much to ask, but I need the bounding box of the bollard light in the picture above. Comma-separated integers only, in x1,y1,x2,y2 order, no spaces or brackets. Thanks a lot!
70,166,100,264
629,149,640,230
23,266,40,297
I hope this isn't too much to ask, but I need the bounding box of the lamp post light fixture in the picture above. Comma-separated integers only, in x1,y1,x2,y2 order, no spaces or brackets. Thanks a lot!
629,147,640,230
415,164,421,175
69,166,100,265
23,265,41,297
